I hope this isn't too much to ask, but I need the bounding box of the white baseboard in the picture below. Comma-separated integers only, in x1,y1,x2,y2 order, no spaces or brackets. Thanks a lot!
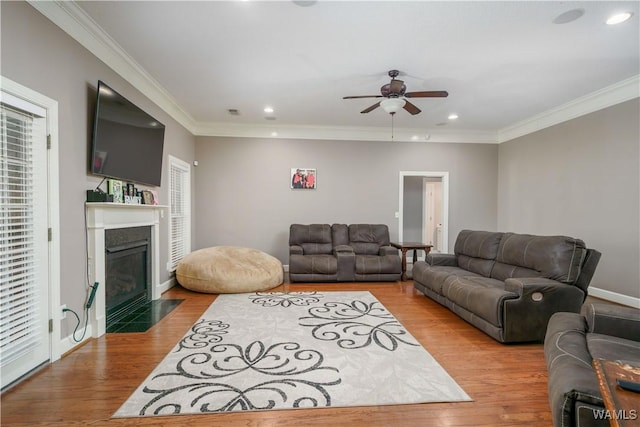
59,324,93,356
158,277,176,294
589,287,640,309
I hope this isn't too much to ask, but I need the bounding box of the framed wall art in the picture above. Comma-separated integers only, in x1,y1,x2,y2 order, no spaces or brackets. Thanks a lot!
290,168,316,189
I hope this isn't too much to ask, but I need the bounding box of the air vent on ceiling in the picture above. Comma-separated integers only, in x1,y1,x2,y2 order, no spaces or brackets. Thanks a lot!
227,109,240,116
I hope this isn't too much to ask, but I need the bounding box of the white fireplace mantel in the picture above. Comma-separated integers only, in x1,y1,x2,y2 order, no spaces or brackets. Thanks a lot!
85,202,168,337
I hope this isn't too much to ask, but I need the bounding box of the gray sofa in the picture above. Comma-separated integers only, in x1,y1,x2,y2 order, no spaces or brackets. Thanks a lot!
544,303,640,427
289,223,401,282
412,229,601,343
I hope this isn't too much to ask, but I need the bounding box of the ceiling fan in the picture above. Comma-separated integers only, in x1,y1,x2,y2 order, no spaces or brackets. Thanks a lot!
343,70,448,115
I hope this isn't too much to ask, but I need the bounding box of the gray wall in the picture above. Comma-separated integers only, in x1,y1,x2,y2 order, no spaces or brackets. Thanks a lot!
194,137,498,262
1,2,197,332
498,99,640,299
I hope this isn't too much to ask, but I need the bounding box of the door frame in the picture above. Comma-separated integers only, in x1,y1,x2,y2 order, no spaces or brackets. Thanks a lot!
398,171,449,254
1,76,62,366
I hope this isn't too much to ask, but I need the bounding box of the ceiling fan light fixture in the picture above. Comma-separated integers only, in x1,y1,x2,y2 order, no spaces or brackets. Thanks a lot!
380,98,406,114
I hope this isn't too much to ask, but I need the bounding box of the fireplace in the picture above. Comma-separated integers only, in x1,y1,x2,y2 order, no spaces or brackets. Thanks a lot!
85,203,166,338
105,226,151,328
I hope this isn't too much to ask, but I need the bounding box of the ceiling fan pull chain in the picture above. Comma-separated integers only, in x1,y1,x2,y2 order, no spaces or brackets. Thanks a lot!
391,113,395,141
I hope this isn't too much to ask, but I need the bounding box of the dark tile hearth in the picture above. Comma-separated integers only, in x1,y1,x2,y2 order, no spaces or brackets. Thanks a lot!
107,299,183,333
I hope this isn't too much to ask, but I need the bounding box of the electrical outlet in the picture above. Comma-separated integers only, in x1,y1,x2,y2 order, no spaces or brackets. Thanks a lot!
60,304,67,319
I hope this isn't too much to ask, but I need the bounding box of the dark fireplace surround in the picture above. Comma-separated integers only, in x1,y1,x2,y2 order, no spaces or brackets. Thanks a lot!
105,226,152,328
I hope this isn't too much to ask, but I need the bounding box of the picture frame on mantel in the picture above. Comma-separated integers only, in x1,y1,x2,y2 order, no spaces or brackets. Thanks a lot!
107,179,123,203
290,168,316,189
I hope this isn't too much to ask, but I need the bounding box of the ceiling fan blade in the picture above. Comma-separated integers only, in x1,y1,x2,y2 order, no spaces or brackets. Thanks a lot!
403,100,421,115
343,95,383,99
361,102,381,114
389,79,404,94
404,90,449,98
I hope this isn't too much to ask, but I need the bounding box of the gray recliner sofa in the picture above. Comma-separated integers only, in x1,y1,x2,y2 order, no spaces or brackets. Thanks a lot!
412,229,601,343
288,223,401,282
544,303,640,427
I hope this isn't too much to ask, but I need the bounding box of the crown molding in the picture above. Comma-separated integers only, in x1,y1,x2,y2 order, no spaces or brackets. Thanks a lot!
497,75,640,143
27,0,198,133
30,1,638,145
193,122,498,143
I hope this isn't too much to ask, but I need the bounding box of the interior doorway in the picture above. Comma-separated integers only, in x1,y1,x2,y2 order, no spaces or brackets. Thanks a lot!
398,171,449,259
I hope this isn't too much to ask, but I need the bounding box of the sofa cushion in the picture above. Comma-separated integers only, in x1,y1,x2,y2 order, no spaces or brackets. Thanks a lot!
331,223,349,246
492,233,586,283
289,224,333,255
586,333,640,363
348,224,391,255
355,254,400,275
442,276,518,327
490,262,543,281
289,254,338,274
412,264,481,295
454,230,503,276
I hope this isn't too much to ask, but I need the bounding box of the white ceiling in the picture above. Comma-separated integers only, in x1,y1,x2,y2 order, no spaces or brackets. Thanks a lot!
36,1,640,142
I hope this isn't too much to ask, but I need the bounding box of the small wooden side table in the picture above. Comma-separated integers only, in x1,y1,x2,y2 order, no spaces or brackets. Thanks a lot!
390,242,433,281
592,359,640,427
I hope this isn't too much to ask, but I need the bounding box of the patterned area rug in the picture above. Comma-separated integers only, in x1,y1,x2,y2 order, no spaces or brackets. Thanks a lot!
114,291,471,418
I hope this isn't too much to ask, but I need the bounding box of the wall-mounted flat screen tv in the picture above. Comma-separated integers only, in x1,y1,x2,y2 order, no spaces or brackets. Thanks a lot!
90,80,165,186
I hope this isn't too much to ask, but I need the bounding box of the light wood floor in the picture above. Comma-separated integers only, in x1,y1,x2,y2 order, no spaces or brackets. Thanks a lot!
1,282,553,426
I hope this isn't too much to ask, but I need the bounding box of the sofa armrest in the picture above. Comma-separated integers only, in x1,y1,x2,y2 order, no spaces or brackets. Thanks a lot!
334,245,354,254
289,245,303,255
334,245,355,281
502,277,585,342
544,312,604,427
504,277,566,297
379,245,398,256
425,253,457,267
583,303,640,342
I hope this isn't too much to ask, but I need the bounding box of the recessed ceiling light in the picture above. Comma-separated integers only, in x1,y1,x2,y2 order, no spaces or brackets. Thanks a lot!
553,9,585,25
606,12,633,25
448,113,459,120
264,106,274,113
271,132,278,137
411,135,419,141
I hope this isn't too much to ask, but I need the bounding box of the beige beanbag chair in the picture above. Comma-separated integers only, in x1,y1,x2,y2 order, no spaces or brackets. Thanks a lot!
176,246,283,293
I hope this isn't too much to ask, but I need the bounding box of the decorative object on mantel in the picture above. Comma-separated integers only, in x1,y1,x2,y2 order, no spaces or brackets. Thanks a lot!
141,190,155,205
107,179,123,203
113,291,470,418
290,168,316,189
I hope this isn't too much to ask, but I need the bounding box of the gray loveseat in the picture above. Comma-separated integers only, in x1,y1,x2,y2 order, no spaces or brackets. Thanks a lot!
412,229,601,343
544,303,640,427
289,223,401,282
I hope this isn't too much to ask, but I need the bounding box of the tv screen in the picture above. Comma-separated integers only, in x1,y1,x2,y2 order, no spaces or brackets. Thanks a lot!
90,81,165,186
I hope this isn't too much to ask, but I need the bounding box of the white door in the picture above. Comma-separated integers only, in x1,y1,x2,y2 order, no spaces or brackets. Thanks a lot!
0,98,50,389
422,179,443,252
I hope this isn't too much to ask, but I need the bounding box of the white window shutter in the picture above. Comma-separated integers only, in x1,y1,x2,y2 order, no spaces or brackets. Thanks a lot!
168,156,191,271
0,105,40,365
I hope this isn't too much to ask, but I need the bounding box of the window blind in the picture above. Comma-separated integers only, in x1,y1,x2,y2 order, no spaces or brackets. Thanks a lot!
169,157,190,271
0,105,40,366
